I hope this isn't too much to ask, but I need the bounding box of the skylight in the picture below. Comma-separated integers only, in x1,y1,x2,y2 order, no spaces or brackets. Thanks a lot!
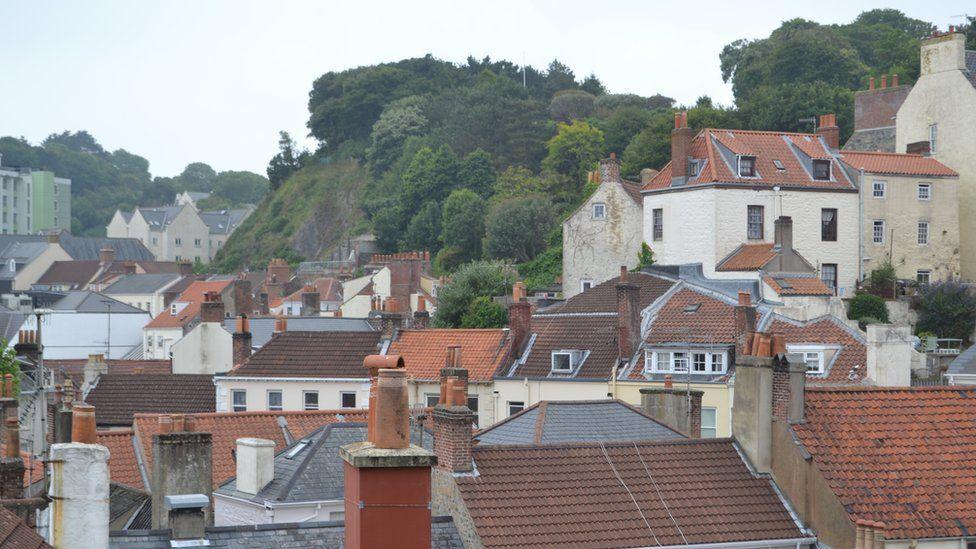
285,439,311,459
683,303,702,313
773,159,786,170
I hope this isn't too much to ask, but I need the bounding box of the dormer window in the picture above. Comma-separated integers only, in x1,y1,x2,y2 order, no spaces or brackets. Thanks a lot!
689,159,699,177
737,156,756,177
646,349,727,374
812,159,831,181
551,350,582,373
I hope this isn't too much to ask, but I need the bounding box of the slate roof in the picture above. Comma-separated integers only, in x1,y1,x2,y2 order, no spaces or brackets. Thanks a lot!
843,127,896,153
57,233,155,262
98,429,146,490
715,243,777,271
49,359,172,389
0,306,26,344
34,260,101,289
220,316,375,349
228,331,381,378
199,208,252,235
966,49,976,88
763,275,833,296
86,374,216,426
108,516,464,548
0,506,52,549
136,206,182,229
103,274,181,295
50,291,147,314
387,329,512,382
109,482,151,531
145,280,232,329
455,439,806,548
947,342,976,377
793,386,976,540
133,409,369,487
760,314,867,385
216,422,432,504
474,400,684,445
840,151,958,177
645,129,857,192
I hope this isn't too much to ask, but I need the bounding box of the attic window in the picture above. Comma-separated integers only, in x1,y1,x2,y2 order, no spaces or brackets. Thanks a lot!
689,159,699,177
551,351,581,373
812,159,831,181
774,278,793,290
737,156,756,177
683,303,702,313
773,159,786,171
285,439,311,459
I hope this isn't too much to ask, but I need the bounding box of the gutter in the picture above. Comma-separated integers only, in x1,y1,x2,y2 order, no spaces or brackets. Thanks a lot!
213,376,371,383
629,538,818,549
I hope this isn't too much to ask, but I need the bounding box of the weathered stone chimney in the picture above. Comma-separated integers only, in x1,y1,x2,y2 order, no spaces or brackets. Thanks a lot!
639,388,703,438
340,364,435,549
98,247,116,266
616,266,640,362
774,216,793,253
164,494,209,542
151,416,214,529
670,111,693,185
508,282,531,357
200,291,224,323
920,31,966,76
599,153,621,183
83,353,108,390
300,285,320,316
866,324,912,386
412,295,430,329
47,404,110,549
370,297,405,340
817,113,840,150
235,438,275,495
232,315,252,366
233,277,254,317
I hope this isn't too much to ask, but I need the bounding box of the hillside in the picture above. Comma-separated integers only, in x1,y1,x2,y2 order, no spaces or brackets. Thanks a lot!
210,160,368,271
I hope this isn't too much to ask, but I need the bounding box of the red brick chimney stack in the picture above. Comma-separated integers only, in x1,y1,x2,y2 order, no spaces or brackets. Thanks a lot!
508,282,531,358
413,295,430,329
200,291,224,323
671,111,693,184
0,418,24,501
881,75,888,89
99,247,116,266
233,315,252,366
868,76,875,90
616,265,640,362
817,113,840,150
433,368,475,473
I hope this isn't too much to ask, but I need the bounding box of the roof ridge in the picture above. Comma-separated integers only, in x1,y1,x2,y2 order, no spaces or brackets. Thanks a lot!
473,437,735,452
808,385,976,393
704,128,819,138
842,150,927,158
134,408,368,420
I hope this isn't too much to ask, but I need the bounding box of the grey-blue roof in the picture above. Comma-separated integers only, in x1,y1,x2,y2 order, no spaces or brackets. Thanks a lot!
474,400,685,446
58,232,155,262
109,516,463,548
948,344,976,376
221,316,375,348
50,291,148,314
137,206,182,229
103,274,181,295
200,208,252,235
0,241,49,279
216,422,432,504
0,305,25,343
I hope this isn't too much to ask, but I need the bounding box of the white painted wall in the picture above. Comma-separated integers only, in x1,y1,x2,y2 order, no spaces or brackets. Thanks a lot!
144,326,184,359
213,377,370,412
491,378,611,422
172,322,233,374
18,310,151,360
14,244,72,291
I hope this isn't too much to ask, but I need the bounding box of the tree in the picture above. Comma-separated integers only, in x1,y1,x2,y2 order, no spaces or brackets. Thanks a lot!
177,162,217,192
366,96,429,175
401,201,442,253
441,189,486,262
847,292,889,323
458,149,496,198
372,206,402,253
492,166,544,201
541,122,605,203
432,260,515,328
460,296,508,328
636,243,655,270
596,106,654,157
549,90,596,123
0,342,19,396
209,171,270,205
43,130,106,155
738,82,854,140
484,196,557,263
399,145,459,213
267,131,307,191
916,282,976,342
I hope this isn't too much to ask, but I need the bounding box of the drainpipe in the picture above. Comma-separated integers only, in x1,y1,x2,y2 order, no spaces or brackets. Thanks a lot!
858,168,865,282
610,365,618,399
523,377,530,406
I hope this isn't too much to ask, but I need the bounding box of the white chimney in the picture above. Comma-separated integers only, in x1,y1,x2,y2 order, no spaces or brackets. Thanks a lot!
48,443,110,549
921,32,966,75
235,438,275,495
866,324,912,387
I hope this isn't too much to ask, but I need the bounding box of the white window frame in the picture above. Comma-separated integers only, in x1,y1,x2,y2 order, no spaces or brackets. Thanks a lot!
872,220,885,245
737,155,757,178
916,269,931,285
872,180,886,198
592,202,606,220
701,407,718,438
929,124,937,154
302,391,319,411
507,401,525,416
580,279,594,293
231,390,247,412
645,349,727,374
425,393,440,407
917,183,931,201
787,345,826,374
340,391,357,408
551,351,575,373
918,221,929,246
267,390,283,411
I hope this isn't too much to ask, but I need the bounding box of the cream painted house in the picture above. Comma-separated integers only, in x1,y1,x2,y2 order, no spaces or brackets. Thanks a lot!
643,115,859,296
895,30,976,279
841,151,960,282
562,156,644,298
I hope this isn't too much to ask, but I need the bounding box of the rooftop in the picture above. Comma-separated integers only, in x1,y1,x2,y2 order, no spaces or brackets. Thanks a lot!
763,275,833,296
86,374,216,426
227,330,382,378
387,328,512,382
220,316,375,349
102,273,182,295
145,279,232,329
50,291,148,314
840,150,958,177
0,506,52,549
715,243,777,271
760,314,867,385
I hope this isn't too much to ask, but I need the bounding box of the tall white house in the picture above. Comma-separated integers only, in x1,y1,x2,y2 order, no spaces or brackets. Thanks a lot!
0,155,72,235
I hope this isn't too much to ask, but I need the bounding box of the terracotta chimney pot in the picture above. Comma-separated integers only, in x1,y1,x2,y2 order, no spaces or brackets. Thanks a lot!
71,404,97,444
619,265,628,282
664,374,673,389
755,334,772,357
184,415,197,432
372,369,409,449
172,415,185,432
771,332,787,356
737,291,751,307
158,415,174,434
869,76,875,90
4,418,19,457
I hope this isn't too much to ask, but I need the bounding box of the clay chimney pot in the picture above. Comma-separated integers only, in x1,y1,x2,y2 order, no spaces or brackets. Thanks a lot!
619,265,628,282
71,404,97,444
4,418,19,457
372,369,409,449
172,415,185,432
664,374,673,389
737,291,751,307
771,332,787,356
158,415,174,434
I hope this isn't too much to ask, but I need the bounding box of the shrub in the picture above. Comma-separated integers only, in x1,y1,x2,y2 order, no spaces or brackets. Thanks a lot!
848,292,889,323
916,281,976,341
866,262,896,296
432,260,516,328
460,296,508,328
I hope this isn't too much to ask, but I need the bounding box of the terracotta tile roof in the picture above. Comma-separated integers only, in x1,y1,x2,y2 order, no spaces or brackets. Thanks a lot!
840,151,958,177
281,277,342,303
508,314,620,379
387,329,512,382
0,506,52,549
645,287,738,345
764,275,833,296
645,129,856,191
545,272,674,314
793,386,976,540
97,429,144,490
228,331,382,378
456,439,805,547
764,315,867,385
145,279,232,329
716,243,777,271
86,374,216,426
133,409,368,487
619,179,644,204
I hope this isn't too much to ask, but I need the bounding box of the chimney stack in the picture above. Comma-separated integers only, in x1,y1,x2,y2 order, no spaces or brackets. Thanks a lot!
164,494,209,542
732,332,774,473
232,315,252,366
370,298,405,340
433,367,475,473
233,277,254,317
48,404,110,549
670,111,693,185
639,387,703,438
0,418,24,500
868,76,875,90
508,282,531,358
178,259,193,276
0,374,17,445
272,316,287,336
300,285,320,316
98,247,115,265
200,291,224,323
151,416,213,529
363,355,405,443
599,153,621,183
340,364,435,549
817,114,840,150
892,73,899,87
866,324,912,386
412,295,430,329
881,74,888,88
235,438,275,495
734,291,757,355
773,216,794,253
83,353,108,391
616,266,640,362
14,330,40,366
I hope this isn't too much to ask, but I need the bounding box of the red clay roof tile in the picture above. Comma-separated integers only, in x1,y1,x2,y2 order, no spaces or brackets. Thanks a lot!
387,329,512,382
0,506,51,549
145,279,232,329
840,151,958,177
716,243,777,271
645,287,738,345
97,429,144,490
766,315,866,385
764,276,833,296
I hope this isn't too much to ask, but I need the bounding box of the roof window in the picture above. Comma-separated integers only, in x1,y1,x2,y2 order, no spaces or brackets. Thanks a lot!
285,439,311,459
773,159,786,171
683,303,702,313
812,159,831,181
737,156,757,178
551,350,583,373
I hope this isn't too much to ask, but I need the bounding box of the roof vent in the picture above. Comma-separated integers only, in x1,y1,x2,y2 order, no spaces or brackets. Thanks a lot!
683,303,702,313
285,439,311,459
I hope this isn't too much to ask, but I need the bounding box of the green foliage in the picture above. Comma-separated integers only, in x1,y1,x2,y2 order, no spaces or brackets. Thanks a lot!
441,189,486,262
541,122,605,203
0,342,19,396
916,282,976,342
737,82,854,139
402,201,442,254
208,171,270,206
549,89,596,123
372,206,403,253
595,106,654,157
460,296,508,328
457,149,497,198
366,96,429,175
492,166,544,201
267,132,309,191
432,260,515,328
517,228,562,291
594,93,674,117
400,145,459,213
177,162,217,192
636,243,655,270
433,246,467,274
848,292,889,323
866,261,897,295
484,196,557,263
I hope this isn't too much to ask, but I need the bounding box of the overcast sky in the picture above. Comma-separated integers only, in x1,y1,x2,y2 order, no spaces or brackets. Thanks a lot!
2,1,970,177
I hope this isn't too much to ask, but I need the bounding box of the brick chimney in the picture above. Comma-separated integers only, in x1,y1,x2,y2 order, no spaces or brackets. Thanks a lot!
412,295,430,329
233,277,254,317
616,266,640,362
232,315,252,366
235,438,275,495
178,259,193,276
151,416,213,529
599,153,621,183
370,298,404,340
817,114,840,150
272,316,287,337
200,291,224,323
0,374,17,446
98,247,115,265
433,367,475,473
0,418,24,500
300,285,320,316
340,366,435,549
122,262,137,275
47,404,110,549
14,330,39,366
508,282,531,357
734,291,757,355
639,388,703,437
670,111,693,185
